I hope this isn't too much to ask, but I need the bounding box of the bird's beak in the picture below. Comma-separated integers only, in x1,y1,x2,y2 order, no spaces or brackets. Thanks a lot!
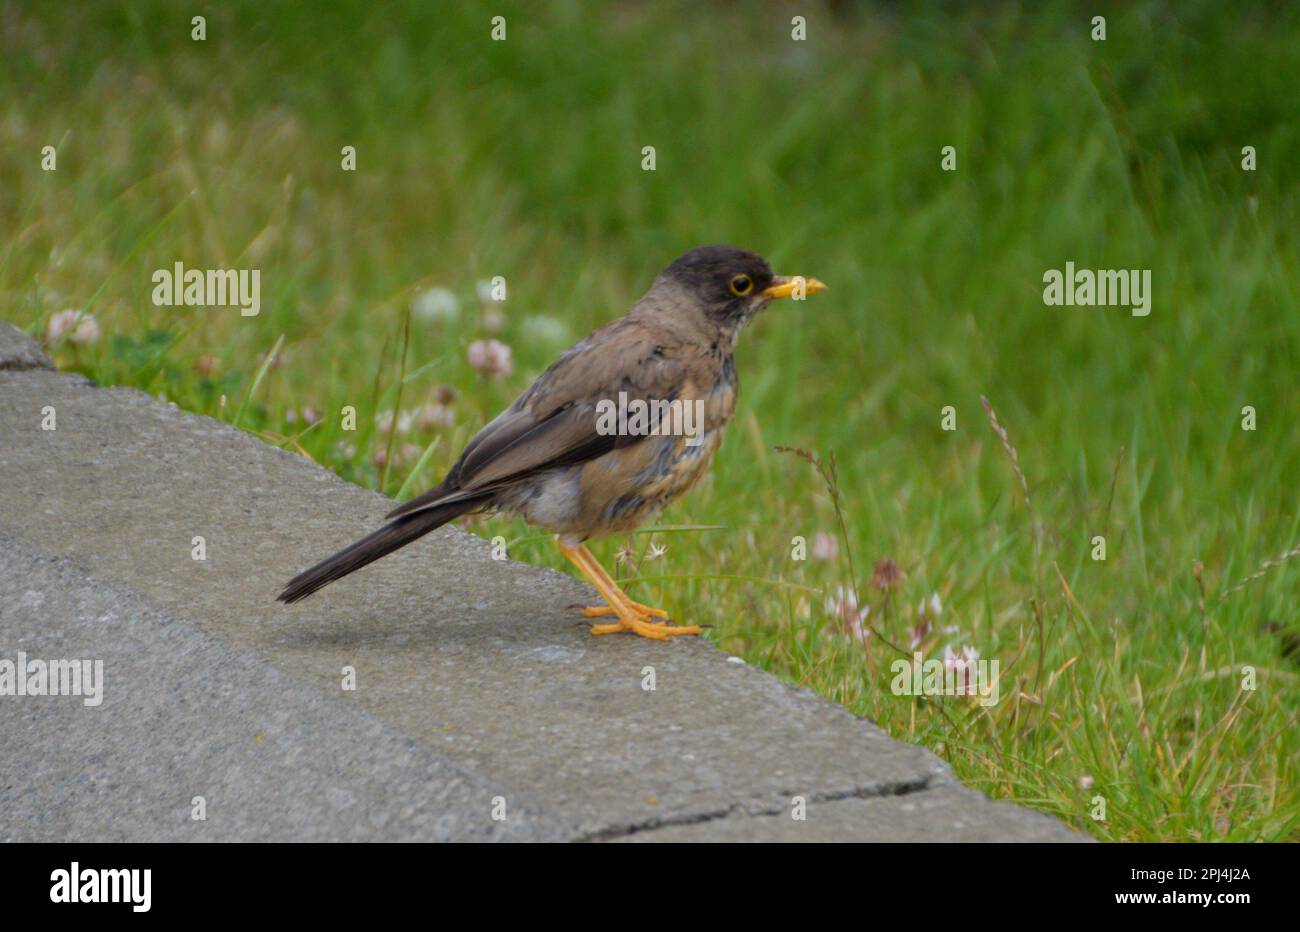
762,276,828,300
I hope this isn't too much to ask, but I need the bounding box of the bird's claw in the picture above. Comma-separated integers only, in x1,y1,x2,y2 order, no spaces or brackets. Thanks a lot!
589,616,702,640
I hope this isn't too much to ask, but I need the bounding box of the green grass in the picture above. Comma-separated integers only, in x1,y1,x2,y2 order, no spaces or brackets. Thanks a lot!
3,0,1298,841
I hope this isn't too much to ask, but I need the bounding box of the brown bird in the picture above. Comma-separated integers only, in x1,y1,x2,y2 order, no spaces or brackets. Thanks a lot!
278,245,826,639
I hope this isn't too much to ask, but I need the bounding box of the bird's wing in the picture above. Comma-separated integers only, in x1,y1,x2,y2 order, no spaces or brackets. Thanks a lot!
386,320,686,520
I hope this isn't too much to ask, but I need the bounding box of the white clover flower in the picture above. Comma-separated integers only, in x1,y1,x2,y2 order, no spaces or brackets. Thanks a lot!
70,314,100,344
411,287,460,324
467,339,513,379
943,644,980,669
415,402,454,430
825,586,869,643
943,645,981,695
521,314,570,346
47,309,83,342
811,531,838,562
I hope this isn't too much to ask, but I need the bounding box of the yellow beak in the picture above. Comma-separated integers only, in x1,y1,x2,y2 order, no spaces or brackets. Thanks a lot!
762,276,828,300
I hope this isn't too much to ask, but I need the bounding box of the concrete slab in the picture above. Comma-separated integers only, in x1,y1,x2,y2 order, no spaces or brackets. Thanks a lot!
0,333,1085,841
0,536,553,841
0,321,52,371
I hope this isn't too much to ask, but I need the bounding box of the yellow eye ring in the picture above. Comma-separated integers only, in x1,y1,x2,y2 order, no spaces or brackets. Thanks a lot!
729,274,753,297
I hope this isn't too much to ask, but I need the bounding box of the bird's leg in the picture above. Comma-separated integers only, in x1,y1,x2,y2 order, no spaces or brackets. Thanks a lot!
573,545,684,627
557,541,700,639
575,546,670,619
557,542,674,639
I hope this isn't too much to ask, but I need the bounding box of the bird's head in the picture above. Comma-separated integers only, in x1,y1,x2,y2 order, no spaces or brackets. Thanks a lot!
653,244,827,333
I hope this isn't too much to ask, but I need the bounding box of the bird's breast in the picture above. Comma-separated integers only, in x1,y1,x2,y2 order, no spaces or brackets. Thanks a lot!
500,353,739,538
568,367,735,534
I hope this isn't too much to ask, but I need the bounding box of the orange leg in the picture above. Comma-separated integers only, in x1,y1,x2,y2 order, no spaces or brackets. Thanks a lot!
576,550,670,619
558,541,700,640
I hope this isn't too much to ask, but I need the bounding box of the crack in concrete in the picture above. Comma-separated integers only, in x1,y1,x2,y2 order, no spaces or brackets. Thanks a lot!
572,774,937,842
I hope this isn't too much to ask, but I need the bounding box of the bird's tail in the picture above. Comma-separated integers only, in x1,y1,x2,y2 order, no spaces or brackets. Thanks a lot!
277,499,480,603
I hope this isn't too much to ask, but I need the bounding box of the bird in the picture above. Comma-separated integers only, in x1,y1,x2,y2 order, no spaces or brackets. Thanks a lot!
278,244,826,639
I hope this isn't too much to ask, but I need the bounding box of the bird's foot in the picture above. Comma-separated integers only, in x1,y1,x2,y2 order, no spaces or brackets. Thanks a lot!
582,601,669,619
557,540,699,640
590,615,702,640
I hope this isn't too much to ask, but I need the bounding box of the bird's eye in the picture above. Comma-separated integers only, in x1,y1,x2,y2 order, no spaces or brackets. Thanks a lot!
729,274,753,297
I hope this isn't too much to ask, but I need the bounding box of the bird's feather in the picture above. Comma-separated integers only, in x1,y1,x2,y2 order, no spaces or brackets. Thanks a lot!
277,497,486,603
387,317,686,520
